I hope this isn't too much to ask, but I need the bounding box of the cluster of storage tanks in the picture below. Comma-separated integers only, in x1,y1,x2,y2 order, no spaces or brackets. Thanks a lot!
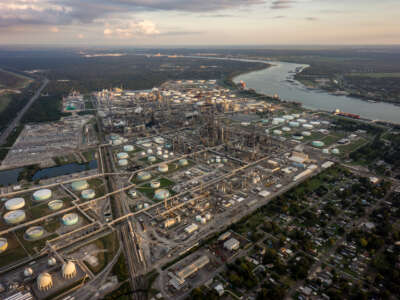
36,261,78,291
195,213,212,224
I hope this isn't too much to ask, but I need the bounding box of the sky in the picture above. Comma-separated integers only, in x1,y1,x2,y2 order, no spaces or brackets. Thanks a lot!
0,0,399,46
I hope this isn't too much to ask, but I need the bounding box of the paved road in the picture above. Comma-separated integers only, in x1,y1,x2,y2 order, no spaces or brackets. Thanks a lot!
0,78,49,145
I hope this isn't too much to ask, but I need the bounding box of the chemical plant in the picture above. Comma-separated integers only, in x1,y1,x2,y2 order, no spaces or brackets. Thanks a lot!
0,78,388,300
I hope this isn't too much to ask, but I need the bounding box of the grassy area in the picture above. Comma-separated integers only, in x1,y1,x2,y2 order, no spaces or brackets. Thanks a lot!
136,177,175,200
0,94,12,113
347,72,400,78
84,232,119,274
0,233,29,267
320,133,344,146
338,138,368,157
0,69,32,89
0,125,24,161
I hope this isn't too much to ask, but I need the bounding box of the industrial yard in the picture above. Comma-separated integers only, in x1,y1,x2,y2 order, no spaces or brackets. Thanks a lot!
0,78,397,300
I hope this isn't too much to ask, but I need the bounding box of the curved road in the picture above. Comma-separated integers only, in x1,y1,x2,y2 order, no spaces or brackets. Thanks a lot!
0,78,49,145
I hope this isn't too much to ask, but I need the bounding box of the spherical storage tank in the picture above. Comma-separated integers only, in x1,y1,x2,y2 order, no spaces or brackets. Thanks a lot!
33,189,52,202
0,238,7,253
62,261,77,279
118,159,128,167
178,159,189,167
5,197,25,210
37,272,53,291
48,200,63,211
71,180,89,192
4,210,26,224
62,213,79,226
81,189,95,200
123,145,134,152
148,156,156,163
312,141,325,148
154,189,170,201
25,226,45,240
158,163,168,173
117,152,129,159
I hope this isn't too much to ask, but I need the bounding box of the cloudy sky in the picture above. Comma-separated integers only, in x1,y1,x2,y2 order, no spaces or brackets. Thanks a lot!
0,0,399,45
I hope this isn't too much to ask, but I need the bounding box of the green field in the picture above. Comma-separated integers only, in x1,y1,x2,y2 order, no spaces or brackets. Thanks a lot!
0,69,32,89
0,94,12,113
347,72,400,78
338,138,368,157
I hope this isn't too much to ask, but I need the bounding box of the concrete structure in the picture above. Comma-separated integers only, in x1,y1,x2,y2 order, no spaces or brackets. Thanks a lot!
37,272,53,291
33,189,52,201
5,197,25,210
4,210,26,224
224,238,240,251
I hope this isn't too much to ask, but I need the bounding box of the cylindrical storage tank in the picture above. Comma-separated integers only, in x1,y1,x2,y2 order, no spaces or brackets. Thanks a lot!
62,213,79,226
169,152,174,156
201,217,206,224
24,267,33,277
33,189,52,202
292,135,304,140
123,145,134,152
312,141,325,148
273,130,282,135
283,115,294,120
289,121,300,127
265,129,270,134
140,151,146,156
147,149,153,154
297,118,307,123
302,131,311,137
118,159,128,167
137,171,151,181
293,114,300,118
81,189,95,200
112,139,122,146
48,200,63,211
205,213,212,220
117,152,129,159
147,156,156,163
310,121,320,126
322,149,330,154
195,215,202,222
178,159,189,167
143,203,149,209
136,203,143,210
0,238,7,253
71,180,89,192
157,150,162,156
158,163,168,173
5,197,25,210
110,134,120,140
302,124,314,129
129,189,137,198
282,127,291,132
4,210,26,224
37,273,53,291
25,226,45,240
162,154,169,159
331,148,340,155
154,189,170,201
150,181,160,189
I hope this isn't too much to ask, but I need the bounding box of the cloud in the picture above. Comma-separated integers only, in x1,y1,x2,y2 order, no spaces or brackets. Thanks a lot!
270,0,295,9
0,0,267,28
104,20,160,39
305,17,318,21
77,33,84,39
49,26,59,32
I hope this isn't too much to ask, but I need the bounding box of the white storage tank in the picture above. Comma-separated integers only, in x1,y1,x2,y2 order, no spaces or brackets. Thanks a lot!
137,171,151,181
5,197,25,210
33,189,52,202
123,145,134,152
178,159,189,167
302,131,311,136
81,189,95,200
0,238,8,253
282,127,291,132
25,226,45,240
117,152,129,159
273,130,282,135
148,156,156,163
154,189,170,201
289,121,300,128
62,213,79,226
312,141,325,148
297,118,307,123
48,200,63,211
302,124,314,129
4,210,26,224
150,180,160,188
118,159,128,167
71,180,89,192
158,163,169,173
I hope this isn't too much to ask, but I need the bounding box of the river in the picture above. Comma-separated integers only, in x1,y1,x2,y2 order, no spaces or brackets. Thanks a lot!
233,60,400,123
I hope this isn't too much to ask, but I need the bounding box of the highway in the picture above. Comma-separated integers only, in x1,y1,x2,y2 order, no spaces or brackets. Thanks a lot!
0,77,49,145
